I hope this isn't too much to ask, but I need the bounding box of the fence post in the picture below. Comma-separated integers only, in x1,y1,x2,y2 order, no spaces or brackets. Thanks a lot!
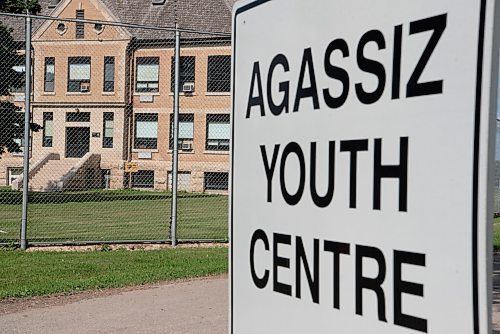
170,24,180,246
20,15,32,250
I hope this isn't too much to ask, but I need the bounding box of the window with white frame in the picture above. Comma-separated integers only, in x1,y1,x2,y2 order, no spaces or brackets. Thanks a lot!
68,57,91,92
169,113,194,150
44,57,55,92
135,113,158,149
43,112,53,147
103,112,114,148
206,114,230,151
8,168,23,186
136,57,159,92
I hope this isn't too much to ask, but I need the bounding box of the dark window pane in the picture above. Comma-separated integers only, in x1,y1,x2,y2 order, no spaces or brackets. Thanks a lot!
104,57,115,92
132,170,154,188
10,54,26,93
43,112,53,148
103,112,114,148
204,172,229,191
66,112,91,122
171,56,195,92
44,57,55,92
207,55,231,92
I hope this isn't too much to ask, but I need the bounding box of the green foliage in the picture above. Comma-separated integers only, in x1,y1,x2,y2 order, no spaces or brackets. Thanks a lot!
0,101,24,156
0,25,23,96
0,0,41,156
0,0,41,14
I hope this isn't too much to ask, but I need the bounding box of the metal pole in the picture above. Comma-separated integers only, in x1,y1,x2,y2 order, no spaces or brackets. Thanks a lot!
20,15,32,250
170,24,180,246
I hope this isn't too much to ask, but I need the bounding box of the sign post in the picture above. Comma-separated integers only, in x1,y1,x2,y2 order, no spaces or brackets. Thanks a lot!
231,0,499,333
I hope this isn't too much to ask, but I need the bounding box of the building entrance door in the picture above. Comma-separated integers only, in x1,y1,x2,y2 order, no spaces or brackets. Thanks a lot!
65,127,90,158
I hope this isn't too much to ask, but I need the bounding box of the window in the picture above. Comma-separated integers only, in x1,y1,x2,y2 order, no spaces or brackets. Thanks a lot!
56,23,67,34
94,23,104,34
43,112,53,147
12,137,24,155
171,56,195,92
132,170,154,188
136,57,159,92
68,57,91,92
44,57,55,92
66,112,90,122
207,55,231,92
10,59,26,93
76,9,84,39
103,112,114,148
135,113,158,149
204,172,229,191
167,171,191,191
206,114,230,151
7,168,23,186
169,113,194,149
48,0,60,9
103,57,115,92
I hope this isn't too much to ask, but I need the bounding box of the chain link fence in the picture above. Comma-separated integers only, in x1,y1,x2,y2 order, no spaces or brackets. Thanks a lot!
0,13,230,246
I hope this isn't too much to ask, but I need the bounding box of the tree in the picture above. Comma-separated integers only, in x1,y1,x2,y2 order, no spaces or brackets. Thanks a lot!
0,0,41,156
0,1,41,14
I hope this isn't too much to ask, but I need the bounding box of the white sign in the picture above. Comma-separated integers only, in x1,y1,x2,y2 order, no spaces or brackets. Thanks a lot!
231,0,498,333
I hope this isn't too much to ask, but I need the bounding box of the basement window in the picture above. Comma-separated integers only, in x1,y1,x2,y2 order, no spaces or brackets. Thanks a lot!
132,170,154,188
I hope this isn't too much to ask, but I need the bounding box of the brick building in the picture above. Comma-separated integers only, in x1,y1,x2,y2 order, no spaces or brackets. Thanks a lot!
0,0,233,192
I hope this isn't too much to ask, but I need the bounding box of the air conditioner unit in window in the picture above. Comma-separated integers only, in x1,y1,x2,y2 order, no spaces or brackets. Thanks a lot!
181,142,193,151
182,82,195,93
80,82,90,92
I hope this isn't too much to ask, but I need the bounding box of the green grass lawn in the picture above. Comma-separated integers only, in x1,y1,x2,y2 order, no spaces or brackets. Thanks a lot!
0,190,228,244
0,247,228,299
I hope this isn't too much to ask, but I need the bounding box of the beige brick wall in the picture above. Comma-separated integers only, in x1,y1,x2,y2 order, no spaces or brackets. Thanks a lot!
0,0,232,192
32,42,129,104
131,45,231,192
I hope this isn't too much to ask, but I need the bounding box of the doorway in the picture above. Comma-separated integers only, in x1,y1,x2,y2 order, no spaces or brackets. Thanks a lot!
65,127,90,158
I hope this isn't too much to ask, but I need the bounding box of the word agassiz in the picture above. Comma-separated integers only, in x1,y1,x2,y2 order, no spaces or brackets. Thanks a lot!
246,13,446,118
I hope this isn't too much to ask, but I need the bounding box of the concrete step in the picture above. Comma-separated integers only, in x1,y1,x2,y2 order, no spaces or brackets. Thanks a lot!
29,158,79,191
